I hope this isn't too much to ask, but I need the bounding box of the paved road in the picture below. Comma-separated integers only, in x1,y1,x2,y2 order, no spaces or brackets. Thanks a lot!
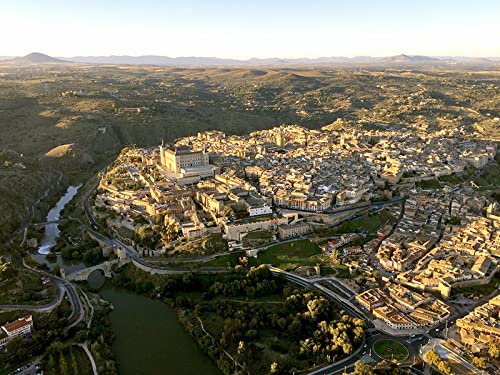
12,360,41,375
79,343,98,375
0,276,64,312
20,261,85,329
323,197,404,215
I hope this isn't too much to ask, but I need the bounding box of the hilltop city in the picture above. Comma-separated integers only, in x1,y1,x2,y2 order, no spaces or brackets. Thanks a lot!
84,122,500,373
0,54,498,375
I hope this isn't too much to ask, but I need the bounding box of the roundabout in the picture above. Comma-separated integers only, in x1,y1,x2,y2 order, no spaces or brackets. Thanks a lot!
373,339,409,361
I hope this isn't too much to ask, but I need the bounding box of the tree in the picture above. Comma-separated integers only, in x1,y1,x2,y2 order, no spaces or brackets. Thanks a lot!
270,361,280,374
75,330,87,343
70,348,78,374
437,359,452,375
59,351,68,375
352,360,374,375
424,348,440,366
53,264,61,277
48,341,64,355
471,356,487,370
489,343,500,359
46,354,55,375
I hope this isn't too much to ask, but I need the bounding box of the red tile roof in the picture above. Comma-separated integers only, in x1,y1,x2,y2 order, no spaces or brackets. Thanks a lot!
2,315,32,334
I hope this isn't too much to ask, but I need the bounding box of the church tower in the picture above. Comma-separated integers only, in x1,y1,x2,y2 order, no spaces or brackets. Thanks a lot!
159,140,165,166
276,128,284,147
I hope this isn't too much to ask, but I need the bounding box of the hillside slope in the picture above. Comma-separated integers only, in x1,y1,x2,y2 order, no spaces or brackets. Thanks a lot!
0,64,498,243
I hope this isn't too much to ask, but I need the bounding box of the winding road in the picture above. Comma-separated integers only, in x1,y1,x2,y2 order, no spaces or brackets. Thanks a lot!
0,260,86,330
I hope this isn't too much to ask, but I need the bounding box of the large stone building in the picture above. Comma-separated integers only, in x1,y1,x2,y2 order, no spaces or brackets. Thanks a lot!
160,145,210,173
278,221,312,239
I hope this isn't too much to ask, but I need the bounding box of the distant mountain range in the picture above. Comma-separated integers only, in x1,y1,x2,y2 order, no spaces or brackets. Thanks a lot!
1,52,498,66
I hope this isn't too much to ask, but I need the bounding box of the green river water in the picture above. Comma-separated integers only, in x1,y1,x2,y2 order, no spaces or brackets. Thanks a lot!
99,286,220,375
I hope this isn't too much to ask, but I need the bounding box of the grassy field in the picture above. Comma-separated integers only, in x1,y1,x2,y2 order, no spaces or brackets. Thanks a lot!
315,209,396,239
439,173,463,185
255,239,322,268
373,339,409,361
200,239,323,269
200,253,251,267
416,179,442,189
339,210,395,234
454,273,500,299
475,154,500,187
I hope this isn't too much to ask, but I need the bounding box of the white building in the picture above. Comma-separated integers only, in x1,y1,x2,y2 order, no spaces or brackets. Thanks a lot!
248,205,272,217
0,315,34,347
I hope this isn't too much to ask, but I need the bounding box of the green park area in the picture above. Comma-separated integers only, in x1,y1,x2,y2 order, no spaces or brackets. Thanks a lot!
416,179,442,189
111,263,366,374
373,339,409,361
454,273,500,299
336,210,395,234
201,239,322,270
475,154,500,187
313,209,396,239
256,239,322,268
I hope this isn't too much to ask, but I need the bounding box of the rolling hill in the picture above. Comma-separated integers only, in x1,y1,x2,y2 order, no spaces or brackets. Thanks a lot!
5,52,68,64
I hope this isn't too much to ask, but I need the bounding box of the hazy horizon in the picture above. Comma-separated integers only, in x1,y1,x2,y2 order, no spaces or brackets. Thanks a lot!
2,52,500,60
1,0,499,58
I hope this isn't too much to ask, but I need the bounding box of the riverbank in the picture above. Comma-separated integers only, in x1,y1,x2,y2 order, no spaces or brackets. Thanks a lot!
98,284,220,375
106,263,365,374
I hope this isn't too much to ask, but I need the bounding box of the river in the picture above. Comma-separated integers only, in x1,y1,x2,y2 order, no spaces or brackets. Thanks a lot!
99,286,220,375
35,185,84,272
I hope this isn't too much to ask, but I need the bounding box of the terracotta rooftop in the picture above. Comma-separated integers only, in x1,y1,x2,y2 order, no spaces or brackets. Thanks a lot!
2,315,32,334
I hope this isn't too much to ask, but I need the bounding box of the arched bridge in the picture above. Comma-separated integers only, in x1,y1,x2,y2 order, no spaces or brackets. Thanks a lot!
65,259,126,281
33,219,69,229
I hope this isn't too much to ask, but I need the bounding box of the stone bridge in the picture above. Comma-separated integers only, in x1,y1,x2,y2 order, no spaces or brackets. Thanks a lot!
33,219,69,229
65,259,127,281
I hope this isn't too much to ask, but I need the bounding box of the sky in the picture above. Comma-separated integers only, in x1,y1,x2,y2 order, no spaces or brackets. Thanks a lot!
1,0,499,58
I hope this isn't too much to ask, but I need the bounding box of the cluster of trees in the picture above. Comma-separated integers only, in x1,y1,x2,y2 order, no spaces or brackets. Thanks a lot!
445,216,462,225
110,264,366,374
285,290,365,364
44,343,83,375
207,266,281,298
112,264,197,296
59,236,104,266
471,355,487,370
134,224,163,249
298,316,364,363
195,277,363,373
488,342,500,359
345,360,410,375
186,317,243,375
87,304,117,375
424,349,452,375
195,233,229,255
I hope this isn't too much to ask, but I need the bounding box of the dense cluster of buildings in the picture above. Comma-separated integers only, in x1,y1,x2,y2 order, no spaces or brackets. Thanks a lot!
356,284,451,331
94,124,496,254
376,192,446,272
456,295,500,352
396,214,500,298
